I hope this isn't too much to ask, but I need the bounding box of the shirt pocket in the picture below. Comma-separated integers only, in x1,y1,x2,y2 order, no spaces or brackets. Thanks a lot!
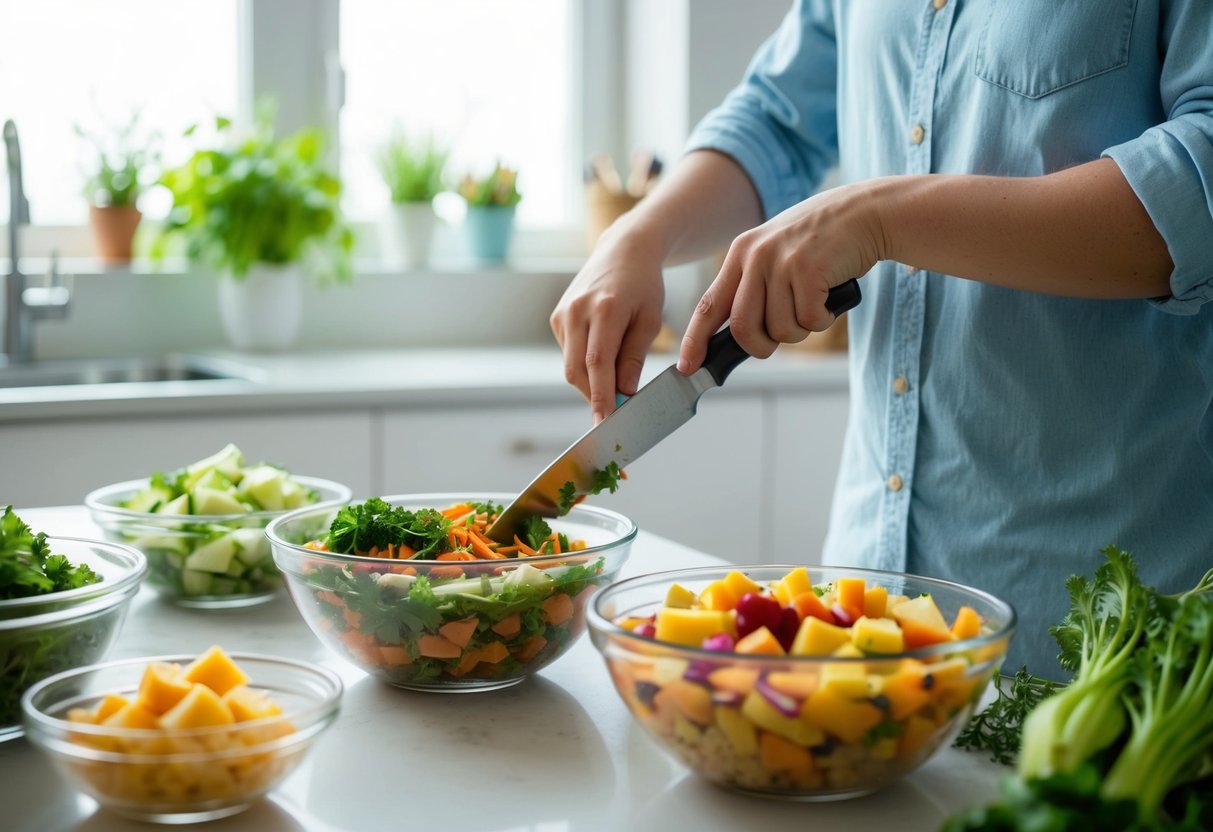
973,0,1138,99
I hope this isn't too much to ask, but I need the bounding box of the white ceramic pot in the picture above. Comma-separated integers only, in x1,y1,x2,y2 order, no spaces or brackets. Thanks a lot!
380,202,436,269
217,264,303,352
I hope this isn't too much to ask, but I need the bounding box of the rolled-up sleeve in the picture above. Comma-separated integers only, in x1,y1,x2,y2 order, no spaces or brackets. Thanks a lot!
683,0,838,220
1103,0,1213,314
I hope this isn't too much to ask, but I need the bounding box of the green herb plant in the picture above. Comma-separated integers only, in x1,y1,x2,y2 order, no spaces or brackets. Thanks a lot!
157,107,354,281
377,130,449,204
945,547,1213,831
74,111,159,209
457,162,522,207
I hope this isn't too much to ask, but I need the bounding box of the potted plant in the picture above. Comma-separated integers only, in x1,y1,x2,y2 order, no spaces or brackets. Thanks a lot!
75,113,158,262
377,129,448,269
157,113,353,352
457,163,522,262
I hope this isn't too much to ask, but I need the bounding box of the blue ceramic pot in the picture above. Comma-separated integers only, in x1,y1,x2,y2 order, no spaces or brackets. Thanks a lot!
464,204,517,262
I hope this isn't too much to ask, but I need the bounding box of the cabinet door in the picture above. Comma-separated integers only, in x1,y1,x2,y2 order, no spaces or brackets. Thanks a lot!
1,412,374,507
382,396,766,561
768,392,850,564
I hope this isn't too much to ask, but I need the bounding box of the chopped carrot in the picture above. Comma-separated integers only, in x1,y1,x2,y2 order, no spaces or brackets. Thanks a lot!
515,635,547,662
541,593,574,626
417,634,462,659
441,503,474,520
550,535,562,554
496,545,521,556
316,590,344,607
468,533,499,560
436,551,476,562
378,645,412,667
513,535,538,557
439,617,479,648
477,642,509,664
343,608,363,630
431,565,465,580
491,613,521,638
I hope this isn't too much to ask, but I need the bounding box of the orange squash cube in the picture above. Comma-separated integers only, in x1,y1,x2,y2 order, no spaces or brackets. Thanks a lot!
801,687,883,744
137,662,193,715
862,586,889,618
836,578,866,612
159,683,236,729
759,732,815,777
791,590,835,625
950,605,982,640
735,626,786,656
697,580,739,612
102,701,160,730
222,685,283,722
183,646,250,696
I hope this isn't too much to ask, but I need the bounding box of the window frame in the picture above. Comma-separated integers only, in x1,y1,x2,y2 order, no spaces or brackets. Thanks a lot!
6,0,619,265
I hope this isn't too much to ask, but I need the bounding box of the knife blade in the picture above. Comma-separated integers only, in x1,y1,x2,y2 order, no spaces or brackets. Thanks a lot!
485,278,862,544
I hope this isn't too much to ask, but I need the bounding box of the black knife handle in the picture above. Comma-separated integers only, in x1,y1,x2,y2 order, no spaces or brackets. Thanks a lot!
702,278,863,387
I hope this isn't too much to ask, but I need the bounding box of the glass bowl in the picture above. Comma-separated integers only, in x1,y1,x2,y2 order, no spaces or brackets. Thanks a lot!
0,536,146,742
85,477,352,609
588,565,1015,801
266,493,637,692
21,652,342,824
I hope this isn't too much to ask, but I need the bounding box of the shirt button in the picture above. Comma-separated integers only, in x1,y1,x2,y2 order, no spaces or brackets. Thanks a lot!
887,474,904,492
932,0,947,10
910,124,926,145
892,376,909,394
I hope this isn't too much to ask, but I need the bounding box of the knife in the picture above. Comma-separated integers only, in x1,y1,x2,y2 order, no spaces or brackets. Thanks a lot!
485,278,862,544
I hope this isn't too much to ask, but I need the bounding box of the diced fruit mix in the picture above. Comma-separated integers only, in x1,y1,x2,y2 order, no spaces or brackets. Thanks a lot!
300,499,613,688
110,444,322,600
64,648,299,806
608,569,1003,796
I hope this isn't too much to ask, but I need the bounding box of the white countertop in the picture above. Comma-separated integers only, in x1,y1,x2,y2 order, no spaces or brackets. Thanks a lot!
0,347,849,422
0,508,1005,832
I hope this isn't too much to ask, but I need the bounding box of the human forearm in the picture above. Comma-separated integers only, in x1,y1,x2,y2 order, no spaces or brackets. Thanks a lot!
607,149,764,266
876,158,1173,299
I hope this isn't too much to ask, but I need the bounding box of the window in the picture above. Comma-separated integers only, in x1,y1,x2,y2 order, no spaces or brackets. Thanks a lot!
0,0,240,226
339,0,574,228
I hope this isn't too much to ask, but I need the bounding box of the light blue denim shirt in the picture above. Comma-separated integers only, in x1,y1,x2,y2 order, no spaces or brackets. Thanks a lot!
686,0,1213,677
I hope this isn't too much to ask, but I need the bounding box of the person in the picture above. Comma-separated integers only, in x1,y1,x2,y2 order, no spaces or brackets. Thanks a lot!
549,0,1213,677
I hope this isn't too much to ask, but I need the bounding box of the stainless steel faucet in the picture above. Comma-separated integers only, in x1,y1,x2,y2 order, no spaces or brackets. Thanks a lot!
4,119,70,366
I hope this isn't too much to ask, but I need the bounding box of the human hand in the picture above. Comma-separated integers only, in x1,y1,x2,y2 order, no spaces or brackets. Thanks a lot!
677,181,886,372
550,226,666,423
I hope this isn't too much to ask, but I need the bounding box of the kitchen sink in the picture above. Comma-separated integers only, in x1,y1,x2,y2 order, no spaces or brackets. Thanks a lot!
0,355,264,389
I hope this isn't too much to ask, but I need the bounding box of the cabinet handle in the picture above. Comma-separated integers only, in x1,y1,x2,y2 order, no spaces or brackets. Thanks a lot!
507,438,578,456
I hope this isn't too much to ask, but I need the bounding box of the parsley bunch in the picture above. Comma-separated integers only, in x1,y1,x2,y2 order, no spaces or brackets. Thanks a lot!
326,497,450,559
0,506,102,599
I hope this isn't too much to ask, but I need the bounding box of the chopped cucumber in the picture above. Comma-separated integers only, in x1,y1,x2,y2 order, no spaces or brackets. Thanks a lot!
192,487,247,516
184,536,238,573
181,569,213,596
183,443,245,490
236,465,286,511
230,528,270,564
156,494,192,515
122,486,173,513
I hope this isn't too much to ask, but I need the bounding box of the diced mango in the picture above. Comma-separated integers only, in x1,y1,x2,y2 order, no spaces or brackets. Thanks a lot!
697,580,738,612
836,577,866,612
102,701,160,730
832,643,865,659
876,666,933,719
891,595,954,649
818,661,869,697
673,713,702,745
183,646,250,696
774,567,814,606
899,714,938,759
801,687,883,744
791,590,835,624
663,583,696,609
765,671,819,700
742,691,824,747
653,679,714,725
950,605,982,640
654,608,736,647
735,626,785,656
137,662,193,715
158,683,236,729
722,570,763,600
759,732,815,777
95,693,131,723
924,656,970,686
862,586,888,618
851,616,906,654
707,666,759,694
222,685,283,722
68,707,99,724
715,705,759,756
790,616,851,656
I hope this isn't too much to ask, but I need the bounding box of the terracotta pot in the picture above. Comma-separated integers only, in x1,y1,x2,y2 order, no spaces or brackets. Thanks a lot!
88,204,142,262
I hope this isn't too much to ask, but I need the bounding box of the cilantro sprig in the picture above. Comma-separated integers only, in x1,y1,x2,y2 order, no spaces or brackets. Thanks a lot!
556,462,626,515
326,497,450,559
0,506,102,600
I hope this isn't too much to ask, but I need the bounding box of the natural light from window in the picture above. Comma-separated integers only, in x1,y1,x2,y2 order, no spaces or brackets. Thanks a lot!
339,0,572,228
0,0,239,225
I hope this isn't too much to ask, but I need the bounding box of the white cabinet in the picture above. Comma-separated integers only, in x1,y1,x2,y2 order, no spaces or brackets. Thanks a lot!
1,413,375,507
767,391,850,564
381,395,767,561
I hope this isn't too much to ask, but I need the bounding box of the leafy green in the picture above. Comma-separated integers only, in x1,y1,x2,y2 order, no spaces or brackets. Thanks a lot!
955,666,1059,765
0,506,101,600
556,482,577,515
377,129,449,203
156,104,354,281
947,548,1213,829
522,515,552,552
326,497,450,559
556,462,627,516
74,109,158,208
